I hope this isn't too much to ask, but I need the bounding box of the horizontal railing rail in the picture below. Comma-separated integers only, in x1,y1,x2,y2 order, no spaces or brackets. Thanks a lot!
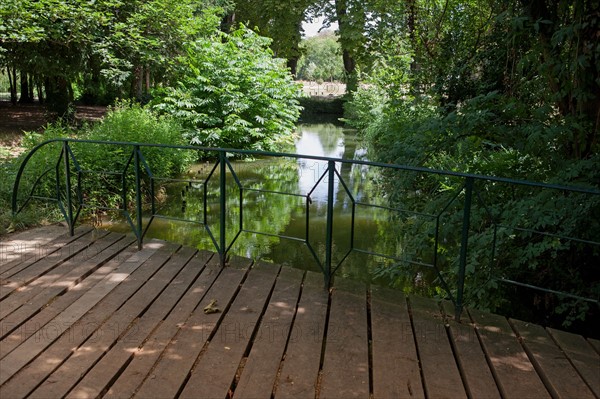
12,138,600,321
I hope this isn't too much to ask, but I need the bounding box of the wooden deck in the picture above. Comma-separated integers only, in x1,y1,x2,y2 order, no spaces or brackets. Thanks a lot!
1,226,598,399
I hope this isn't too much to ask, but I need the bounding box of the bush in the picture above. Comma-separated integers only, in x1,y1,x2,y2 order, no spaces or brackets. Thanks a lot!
11,103,192,220
346,83,600,329
152,24,302,152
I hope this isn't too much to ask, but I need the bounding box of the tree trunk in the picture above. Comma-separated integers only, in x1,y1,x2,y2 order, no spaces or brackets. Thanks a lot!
221,12,236,32
7,67,18,105
287,57,298,77
28,74,35,102
145,67,151,97
131,66,143,100
45,76,73,120
36,76,44,104
335,0,359,94
19,71,33,103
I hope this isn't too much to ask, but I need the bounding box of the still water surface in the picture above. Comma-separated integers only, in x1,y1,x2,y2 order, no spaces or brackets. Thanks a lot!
108,121,397,282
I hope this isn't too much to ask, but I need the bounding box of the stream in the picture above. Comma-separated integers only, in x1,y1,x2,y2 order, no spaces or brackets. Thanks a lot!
106,119,401,283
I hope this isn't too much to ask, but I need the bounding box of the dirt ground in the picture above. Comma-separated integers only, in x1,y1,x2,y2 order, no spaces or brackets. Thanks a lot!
0,101,107,144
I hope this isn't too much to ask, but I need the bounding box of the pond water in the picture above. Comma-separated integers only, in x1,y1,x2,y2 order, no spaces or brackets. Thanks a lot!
106,119,405,284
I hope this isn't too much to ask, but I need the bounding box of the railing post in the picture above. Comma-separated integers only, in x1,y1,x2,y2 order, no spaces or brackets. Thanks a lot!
456,177,474,322
219,151,227,268
324,160,335,288
134,145,143,250
63,141,75,236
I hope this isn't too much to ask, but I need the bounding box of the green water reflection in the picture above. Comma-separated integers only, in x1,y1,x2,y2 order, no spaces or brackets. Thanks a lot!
107,122,432,288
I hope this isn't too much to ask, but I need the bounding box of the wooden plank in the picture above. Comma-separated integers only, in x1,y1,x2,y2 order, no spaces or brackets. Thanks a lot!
0,240,167,388
510,319,595,399
0,225,87,272
0,240,168,398
547,328,600,396
103,252,220,399
0,237,137,357
319,279,370,399
29,246,199,399
66,250,213,399
468,308,551,399
274,271,328,399
233,266,304,399
588,338,600,355
409,295,467,399
370,286,424,399
0,229,111,303
440,301,501,399
0,231,119,320
178,261,282,399
0,234,132,339
131,256,253,399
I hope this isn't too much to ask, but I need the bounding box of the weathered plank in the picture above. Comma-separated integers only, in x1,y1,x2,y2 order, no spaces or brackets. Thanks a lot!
178,261,281,399
0,225,89,273
0,240,167,397
510,319,596,399
28,246,197,399
409,295,467,399
234,266,304,399
0,234,132,340
0,229,111,304
440,301,501,399
274,271,328,399
468,308,551,399
370,286,424,399
547,328,600,397
66,250,213,399
103,252,220,399
131,256,253,399
588,338,600,355
0,233,141,386
0,237,137,357
319,279,370,399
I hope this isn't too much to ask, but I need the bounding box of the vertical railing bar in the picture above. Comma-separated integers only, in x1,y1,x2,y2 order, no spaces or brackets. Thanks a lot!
203,180,208,225
63,141,74,236
134,145,143,250
150,178,156,215
219,151,227,267
456,177,474,322
324,160,335,288
305,196,311,243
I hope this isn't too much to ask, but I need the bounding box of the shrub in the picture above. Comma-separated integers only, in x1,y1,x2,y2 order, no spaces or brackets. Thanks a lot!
12,103,192,218
152,25,302,152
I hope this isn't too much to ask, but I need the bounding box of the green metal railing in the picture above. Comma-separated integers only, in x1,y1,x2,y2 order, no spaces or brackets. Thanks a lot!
12,138,600,321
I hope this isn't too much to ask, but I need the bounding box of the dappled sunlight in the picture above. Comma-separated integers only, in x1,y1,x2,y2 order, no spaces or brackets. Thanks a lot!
66,385,95,399
273,301,292,309
108,273,129,282
44,357,64,365
166,352,183,361
490,352,534,372
480,325,502,334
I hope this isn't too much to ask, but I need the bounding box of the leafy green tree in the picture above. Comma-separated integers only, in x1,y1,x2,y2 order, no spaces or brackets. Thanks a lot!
297,31,344,82
151,24,302,152
345,0,600,328
225,0,314,74
0,0,223,114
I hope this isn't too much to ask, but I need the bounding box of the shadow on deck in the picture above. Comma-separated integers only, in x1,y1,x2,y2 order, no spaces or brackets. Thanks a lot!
1,226,598,398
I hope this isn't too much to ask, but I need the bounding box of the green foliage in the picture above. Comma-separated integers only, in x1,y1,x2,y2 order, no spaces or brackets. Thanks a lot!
297,31,344,82
345,0,600,329
0,0,227,111
152,25,302,152
229,0,312,67
13,103,192,216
